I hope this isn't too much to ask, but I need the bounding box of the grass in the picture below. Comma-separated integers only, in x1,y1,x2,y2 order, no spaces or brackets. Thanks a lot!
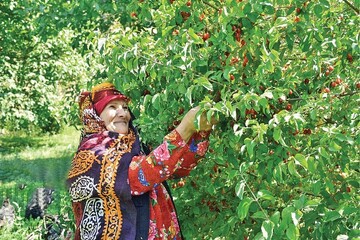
0,126,80,239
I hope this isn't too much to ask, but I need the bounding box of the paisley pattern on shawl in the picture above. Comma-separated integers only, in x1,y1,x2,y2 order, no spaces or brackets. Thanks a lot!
66,92,141,240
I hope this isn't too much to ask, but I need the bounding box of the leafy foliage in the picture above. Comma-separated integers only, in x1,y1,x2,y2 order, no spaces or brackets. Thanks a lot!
1,0,359,239
0,1,91,133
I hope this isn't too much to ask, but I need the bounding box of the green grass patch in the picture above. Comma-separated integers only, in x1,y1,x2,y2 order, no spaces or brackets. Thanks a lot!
0,126,80,238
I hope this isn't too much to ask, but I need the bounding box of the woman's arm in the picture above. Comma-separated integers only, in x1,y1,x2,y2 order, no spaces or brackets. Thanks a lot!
129,129,188,195
171,130,211,178
129,106,215,195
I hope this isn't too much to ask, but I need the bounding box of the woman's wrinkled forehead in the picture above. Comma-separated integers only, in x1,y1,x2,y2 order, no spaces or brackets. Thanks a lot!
106,99,129,106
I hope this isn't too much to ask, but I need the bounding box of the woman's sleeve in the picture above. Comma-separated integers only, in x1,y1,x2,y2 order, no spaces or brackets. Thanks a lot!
171,130,211,178
129,130,188,195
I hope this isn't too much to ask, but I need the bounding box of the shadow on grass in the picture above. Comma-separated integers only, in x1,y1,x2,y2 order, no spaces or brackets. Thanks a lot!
0,155,72,190
0,135,53,155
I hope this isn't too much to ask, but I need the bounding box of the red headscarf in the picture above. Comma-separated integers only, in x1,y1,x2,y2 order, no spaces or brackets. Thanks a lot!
90,82,130,115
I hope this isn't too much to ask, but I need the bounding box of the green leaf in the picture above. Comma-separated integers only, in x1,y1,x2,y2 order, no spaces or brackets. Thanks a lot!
312,180,322,195
286,224,299,240
314,5,323,18
252,211,268,220
273,127,281,141
329,141,342,152
237,197,253,220
270,211,280,224
294,153,308,170
152,93,161,110
324,211,342,222
288,160,301,177
235,180,246,200
261,220,274,239
273,164,283,183
319,147,330,159
188,28,202,43
307,157,316,173
257,189,275,202
243,3,252,14
185,85,194,104
244,138,255,158
194,77,213,91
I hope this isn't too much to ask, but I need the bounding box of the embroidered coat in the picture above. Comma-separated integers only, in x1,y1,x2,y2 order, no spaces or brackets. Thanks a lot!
66,93,210,240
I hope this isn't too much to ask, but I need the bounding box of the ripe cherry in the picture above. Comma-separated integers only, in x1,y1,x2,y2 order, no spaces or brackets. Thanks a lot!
172,29,179,36
202,32,210,41
323,87,330,93
242,56,249,67
335,78,342,84
286,103,292,111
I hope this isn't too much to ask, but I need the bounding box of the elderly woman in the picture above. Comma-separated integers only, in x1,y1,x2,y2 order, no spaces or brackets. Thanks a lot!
66,82,214,240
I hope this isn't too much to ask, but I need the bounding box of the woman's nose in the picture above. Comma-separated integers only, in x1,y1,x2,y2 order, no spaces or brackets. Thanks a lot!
116,107,126,116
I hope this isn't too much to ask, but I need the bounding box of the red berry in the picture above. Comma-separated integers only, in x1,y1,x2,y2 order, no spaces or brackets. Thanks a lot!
289,89,293,95
356,83,360,89
286,103,292,111
172,29,179,35
199,13,205,21
303,129,312,135
335,78,342,84
177,180,185,187
173,120,181,126
186,1,191,6
304,78,310,84
242,56,249,67
296,8,301,14
347,53,353,63
325,70,330,76
202,32,210,41
142,89,150,96
346,186,351,192
178,108,184,115
294,16,300,22
328,65,334,72
323,87,330,93
230,74,235,81
230,57,239,65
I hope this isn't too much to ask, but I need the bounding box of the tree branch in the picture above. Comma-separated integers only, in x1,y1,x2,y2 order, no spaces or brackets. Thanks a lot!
342,0,360,14
201,0,219,11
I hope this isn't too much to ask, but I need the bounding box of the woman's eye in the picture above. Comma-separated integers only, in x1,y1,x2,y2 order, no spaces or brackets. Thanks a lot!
123,106,129,110
109,105,116,109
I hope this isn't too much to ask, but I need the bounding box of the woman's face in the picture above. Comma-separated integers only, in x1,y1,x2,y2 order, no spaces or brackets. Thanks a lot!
100,100,131,134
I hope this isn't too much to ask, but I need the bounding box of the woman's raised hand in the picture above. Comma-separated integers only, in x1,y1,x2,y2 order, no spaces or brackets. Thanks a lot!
175,106,216,142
